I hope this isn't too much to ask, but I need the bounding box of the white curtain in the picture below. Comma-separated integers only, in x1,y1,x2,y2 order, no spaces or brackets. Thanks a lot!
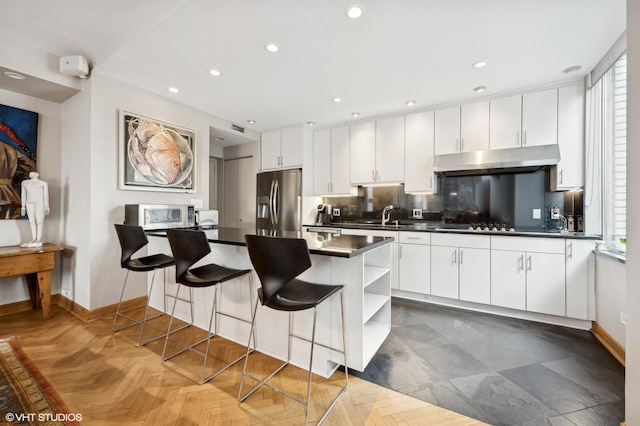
583,78,603,235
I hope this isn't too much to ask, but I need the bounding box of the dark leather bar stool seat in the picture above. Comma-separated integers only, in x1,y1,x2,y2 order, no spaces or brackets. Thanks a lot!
239,234,348,425
113,224,177,346
163,229,253,384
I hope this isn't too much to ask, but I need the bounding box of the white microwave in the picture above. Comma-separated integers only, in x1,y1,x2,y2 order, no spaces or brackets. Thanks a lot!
124,204,196,230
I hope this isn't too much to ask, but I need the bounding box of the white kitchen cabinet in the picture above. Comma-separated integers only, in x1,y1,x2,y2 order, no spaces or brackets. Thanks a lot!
350,121,376,184
404,110,436,193
350,118,404,185
551,84,585,191
491,236,566,316
430,233,490,303
261,125,305,170
565,239,595,320
522,88,558,147
435,102,489,155
398,232,431,294
490,89,558,150
489,94,522,150
313,126,353,195
461,101,490,152
434,106,460,155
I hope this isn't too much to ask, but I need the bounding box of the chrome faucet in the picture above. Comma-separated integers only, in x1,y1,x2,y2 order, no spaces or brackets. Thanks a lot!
382,205,394,226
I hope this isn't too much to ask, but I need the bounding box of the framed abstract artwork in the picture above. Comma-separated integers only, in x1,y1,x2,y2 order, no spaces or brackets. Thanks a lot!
0,104,38,219
119,110,195,192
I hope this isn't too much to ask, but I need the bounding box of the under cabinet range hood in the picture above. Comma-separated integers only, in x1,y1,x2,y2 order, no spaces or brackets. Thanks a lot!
433,144,561,175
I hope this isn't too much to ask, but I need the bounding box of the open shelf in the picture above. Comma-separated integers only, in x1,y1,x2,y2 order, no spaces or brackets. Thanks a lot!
363,265,389,288
363,293,390,324
362,320,391,366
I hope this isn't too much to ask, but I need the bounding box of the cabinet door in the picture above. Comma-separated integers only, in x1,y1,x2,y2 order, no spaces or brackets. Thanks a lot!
330,126,352,194
399,243,431,294
491,249,526,310
551,84,584,190
261,130,281,170
522,88,558,147
459,248,491,304
460,101,490,152
490,94,522,150
405,111,436,193
313,129,331,195
565,240,593,320
430,245,459,299
350,121,376,184
375,116,405,183
526,252,565,316
280,126,304,167
434,106,461,155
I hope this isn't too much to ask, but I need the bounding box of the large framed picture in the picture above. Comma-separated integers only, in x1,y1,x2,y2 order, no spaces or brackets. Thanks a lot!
119,110,195,192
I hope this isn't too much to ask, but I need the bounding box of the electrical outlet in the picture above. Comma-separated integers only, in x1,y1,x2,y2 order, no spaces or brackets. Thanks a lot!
621,312,627,325
533,208,541,219
412,209,423,219
61,288,71,298
332,208,340,217
190,198,203,209
550,207,560,220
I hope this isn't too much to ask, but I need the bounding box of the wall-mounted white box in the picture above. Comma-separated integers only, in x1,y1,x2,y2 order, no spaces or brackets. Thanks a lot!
533,208,541,219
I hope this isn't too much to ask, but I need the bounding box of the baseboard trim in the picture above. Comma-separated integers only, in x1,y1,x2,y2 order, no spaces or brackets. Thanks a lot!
591,322,625,366
57,295,148,323
0,295,61,318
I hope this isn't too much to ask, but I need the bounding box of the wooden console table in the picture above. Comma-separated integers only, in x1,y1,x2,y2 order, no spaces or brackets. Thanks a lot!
0,244,63,320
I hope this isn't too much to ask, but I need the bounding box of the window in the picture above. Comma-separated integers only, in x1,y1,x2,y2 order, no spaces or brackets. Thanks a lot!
602,53,627,246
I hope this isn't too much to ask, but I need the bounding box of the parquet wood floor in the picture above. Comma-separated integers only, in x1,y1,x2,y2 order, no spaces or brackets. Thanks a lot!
0,305,486,425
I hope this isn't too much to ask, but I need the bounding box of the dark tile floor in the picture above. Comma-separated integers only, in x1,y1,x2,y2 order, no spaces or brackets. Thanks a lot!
349,298,625,426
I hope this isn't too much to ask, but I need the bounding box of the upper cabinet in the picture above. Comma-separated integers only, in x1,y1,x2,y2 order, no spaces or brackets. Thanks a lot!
405,110,436,193
261,125,305,170
435,102,489,155
490,88,558,150
313,126,353,196
350,116,404,185
551,84,584,190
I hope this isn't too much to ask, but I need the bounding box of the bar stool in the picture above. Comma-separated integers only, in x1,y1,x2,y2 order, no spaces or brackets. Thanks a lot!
162,228,253,384
239,234,348,425
113,224,179,346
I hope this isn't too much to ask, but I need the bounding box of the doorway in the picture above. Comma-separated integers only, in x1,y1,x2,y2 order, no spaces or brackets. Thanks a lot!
222,156,254,227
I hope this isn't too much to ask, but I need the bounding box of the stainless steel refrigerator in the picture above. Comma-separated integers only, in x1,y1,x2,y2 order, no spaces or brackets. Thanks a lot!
256,168,302,233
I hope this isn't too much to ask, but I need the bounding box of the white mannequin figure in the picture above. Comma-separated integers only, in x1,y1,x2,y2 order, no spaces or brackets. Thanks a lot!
20,172,49,247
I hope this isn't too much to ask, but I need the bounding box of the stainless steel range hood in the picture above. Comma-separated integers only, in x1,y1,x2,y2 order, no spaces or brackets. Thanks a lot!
433,144,561,175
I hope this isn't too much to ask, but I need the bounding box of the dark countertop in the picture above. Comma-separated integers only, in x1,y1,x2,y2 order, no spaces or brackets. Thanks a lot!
146,226,394,258
304,223,602,240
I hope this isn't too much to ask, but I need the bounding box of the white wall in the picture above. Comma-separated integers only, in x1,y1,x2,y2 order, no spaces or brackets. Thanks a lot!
0,88,63,303
595,255,626,345
625,0,640,422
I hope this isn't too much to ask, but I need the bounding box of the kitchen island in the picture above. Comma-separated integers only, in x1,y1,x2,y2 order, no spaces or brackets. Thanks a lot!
146,227,393,377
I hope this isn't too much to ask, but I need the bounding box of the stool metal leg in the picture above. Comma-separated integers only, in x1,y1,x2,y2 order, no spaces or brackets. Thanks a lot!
113,268,166,337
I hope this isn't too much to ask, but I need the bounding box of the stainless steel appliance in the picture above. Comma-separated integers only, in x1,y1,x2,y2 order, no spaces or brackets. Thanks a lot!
315,204,332,225
256,169,302,232
197,209,218,228
124,204,195,230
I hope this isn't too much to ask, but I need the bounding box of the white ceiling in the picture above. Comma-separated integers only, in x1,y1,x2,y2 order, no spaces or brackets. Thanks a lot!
0,0,626,144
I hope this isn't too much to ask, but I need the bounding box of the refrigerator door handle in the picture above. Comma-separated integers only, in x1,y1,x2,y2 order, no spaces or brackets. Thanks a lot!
273,179,279,224
269,179,276,226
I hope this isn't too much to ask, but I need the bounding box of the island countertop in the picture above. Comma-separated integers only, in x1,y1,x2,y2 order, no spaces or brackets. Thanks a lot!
146,226,393,258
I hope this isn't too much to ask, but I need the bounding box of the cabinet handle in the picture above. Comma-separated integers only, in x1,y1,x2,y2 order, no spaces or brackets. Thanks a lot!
452,249,457,265
516,130,520,146
527,255,532,271
399,245,402,257
372,169,375,181
455,138,459,152
429,175,433,189
568,242,573,259
519,254,524,270
461,138,464,152
459,248,463,264
560,169,564,184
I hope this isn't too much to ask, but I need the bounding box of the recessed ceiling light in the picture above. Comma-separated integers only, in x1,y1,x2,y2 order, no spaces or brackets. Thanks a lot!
265,42,280,53
209,69,222,77
562,65,582,74
4,71,26,80
405,100,416,106
333,97,342,103
168,86,179,93
306,121,315,126
472,61,488,69
473,85,487,92
351,112,360,117
247,119,256,124
346,4,364,19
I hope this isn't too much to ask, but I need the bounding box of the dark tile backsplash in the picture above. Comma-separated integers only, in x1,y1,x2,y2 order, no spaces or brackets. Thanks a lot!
324,167,584,232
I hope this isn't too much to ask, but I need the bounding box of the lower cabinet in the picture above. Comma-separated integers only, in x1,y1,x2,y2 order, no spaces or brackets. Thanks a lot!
491,236,566,317
398,232,431,294
430,234,491,303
